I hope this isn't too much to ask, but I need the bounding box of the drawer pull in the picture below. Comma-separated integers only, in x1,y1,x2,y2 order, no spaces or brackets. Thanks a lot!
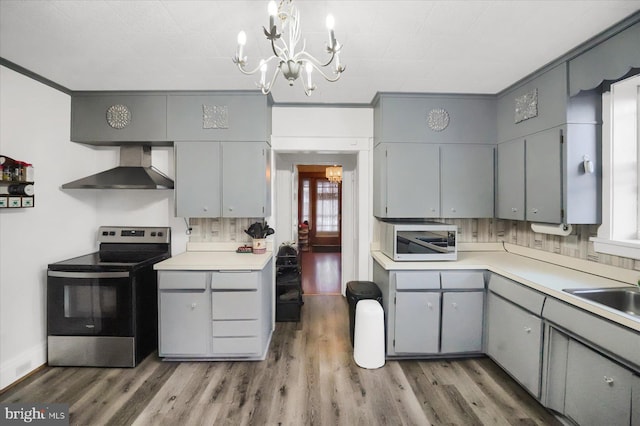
427,302,433,309
604,376,614,385
452,302,458,309
191,303,197,310
524,327,532,333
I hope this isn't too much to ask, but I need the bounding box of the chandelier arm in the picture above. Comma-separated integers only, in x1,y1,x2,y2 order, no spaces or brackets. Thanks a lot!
296,50,337,69
261,65,283,95
234,55,280,75
303,60,343,83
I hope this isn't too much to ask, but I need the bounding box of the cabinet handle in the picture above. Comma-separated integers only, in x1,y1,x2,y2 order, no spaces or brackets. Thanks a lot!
427,302,433,309
532,208,538,214
512,208,518,212
524,327,532,333
450,208,456,213
604,376,615,385
430,208,436,213
203,206,208,212
191,303,197,310
228,207,233,212
452,302,458,309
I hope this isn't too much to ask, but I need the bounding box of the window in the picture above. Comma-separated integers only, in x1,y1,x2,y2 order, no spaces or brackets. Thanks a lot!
591,74,640,259
315,180,339,234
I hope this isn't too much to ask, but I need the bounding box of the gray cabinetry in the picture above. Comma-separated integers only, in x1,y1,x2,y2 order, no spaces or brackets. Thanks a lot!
71,93,168,143
373,93,496,144
633,375,640,426
486,274,546,398
174,141,270,218
167,92,271,142
175,141,221,218
157,259,273,360
496,139,525,220
158,271,210,357
564,339,632,426
525,127,562,223
373,265,485,357
440,144,494,218
373,143,439,218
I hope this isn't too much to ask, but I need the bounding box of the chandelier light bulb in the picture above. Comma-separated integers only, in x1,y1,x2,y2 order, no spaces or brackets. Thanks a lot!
237,31,247,46
305,62,313,87
268,1,277,29
326,14,335,30
326,14,336,49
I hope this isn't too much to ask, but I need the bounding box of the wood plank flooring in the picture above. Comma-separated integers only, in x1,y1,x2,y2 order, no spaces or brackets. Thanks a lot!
301,252,341,295
0,295,560,426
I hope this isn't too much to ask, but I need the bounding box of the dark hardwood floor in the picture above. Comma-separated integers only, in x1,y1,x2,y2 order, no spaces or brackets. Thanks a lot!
1,295,560,426
301,251,341,295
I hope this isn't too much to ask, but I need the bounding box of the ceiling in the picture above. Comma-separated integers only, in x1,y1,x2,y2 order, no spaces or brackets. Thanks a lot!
1,1,639,104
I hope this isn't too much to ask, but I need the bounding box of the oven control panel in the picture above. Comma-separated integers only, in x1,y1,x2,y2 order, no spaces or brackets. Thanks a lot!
97,226,171,244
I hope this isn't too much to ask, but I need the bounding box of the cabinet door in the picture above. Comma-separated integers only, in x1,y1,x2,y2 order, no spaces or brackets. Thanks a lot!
633,375,640,426
394,292,440,353
221,142,270,217
441,144,494,218
175,141,221,218
526,127,563,223
565,339,632,426
441,292,484,353
486,292,543,397
376,143,440,218
159,290,210,356
496,139,525,220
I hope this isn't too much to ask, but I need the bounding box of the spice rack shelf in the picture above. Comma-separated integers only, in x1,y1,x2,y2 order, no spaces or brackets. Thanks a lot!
1,155,35,209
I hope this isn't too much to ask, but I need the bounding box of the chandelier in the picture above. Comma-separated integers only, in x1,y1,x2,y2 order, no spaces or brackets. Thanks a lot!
233,0,345,96
326,166,342,183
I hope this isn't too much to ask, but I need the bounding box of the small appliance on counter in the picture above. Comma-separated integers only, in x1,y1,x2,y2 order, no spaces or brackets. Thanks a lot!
47,226,171,367
380,220,457,261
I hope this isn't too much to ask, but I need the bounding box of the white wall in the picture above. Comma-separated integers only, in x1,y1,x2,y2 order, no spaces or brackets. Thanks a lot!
0,66,186,389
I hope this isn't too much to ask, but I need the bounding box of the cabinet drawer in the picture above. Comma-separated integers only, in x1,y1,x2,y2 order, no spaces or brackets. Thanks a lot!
213,320,259,337
395,271,440,290
212,291,259,320
489,274,545,315
441,271,485,289
158,271,208,290
212,337,260,355
211,271,259,290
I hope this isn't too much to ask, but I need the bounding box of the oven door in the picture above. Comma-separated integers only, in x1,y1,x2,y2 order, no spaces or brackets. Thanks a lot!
47,271,134,336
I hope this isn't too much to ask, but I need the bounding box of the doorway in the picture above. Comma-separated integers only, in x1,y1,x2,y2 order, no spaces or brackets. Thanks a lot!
296,165,342,295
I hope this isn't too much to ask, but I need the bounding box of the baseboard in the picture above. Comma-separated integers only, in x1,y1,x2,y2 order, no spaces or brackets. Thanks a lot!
0,341,47,391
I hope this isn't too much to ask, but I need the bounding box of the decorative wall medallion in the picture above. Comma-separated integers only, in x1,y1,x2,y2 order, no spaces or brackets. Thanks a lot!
106,104,132,129
427,108,450,132
514,88,538,123
202,104,229,129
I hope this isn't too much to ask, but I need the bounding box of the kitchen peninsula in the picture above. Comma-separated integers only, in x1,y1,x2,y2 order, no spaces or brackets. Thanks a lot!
154,245,273,361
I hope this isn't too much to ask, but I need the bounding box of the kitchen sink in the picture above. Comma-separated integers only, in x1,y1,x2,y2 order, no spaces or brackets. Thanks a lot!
564,287,640,318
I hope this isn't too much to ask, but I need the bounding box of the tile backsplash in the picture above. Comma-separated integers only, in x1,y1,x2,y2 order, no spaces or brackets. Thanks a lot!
191,217,640,272
448,218,640,271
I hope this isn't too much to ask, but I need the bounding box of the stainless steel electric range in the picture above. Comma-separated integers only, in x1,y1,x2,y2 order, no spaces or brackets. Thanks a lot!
47,226,171,367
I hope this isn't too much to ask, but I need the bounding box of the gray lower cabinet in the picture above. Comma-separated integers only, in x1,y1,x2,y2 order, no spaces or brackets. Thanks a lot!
157,260,273,359
175,141,270,218
373,264,485,357
633,375,640,426
565,339,632,426
395,291,441,353
486,291,543,398
158,271,210,357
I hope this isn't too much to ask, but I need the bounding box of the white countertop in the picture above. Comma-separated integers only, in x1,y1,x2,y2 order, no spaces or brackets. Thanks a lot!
154,250,273,271
372,245,640,332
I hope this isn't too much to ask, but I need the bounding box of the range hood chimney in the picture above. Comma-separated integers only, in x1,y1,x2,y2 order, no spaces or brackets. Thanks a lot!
62,145,174,189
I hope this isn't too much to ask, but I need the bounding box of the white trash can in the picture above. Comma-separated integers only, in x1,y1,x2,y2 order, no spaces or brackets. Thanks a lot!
353,299,385,369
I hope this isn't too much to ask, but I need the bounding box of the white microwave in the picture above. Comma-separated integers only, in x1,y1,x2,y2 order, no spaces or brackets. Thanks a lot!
380,221,457,261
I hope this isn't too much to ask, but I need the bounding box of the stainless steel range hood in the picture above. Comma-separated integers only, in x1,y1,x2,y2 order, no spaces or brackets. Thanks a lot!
62,145,174,189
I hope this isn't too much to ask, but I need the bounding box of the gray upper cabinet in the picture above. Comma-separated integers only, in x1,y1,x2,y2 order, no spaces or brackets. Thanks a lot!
71,93,168,144
174,141,270,218
373,143,439,218
167,92,271,142
496,139,526,220
496,63,569,143
221,142,271,218
441,144,494,218
526,128,563,223
175,141,221,218
374,93,496,145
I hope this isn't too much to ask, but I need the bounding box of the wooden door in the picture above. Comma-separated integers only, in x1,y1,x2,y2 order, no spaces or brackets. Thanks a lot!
298,166,341,251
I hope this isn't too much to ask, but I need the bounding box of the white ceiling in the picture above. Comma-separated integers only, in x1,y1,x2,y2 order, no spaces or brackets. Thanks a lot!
1,0,639,104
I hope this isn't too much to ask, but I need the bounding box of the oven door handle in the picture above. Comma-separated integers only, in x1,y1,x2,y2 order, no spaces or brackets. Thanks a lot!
47,271,130,279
